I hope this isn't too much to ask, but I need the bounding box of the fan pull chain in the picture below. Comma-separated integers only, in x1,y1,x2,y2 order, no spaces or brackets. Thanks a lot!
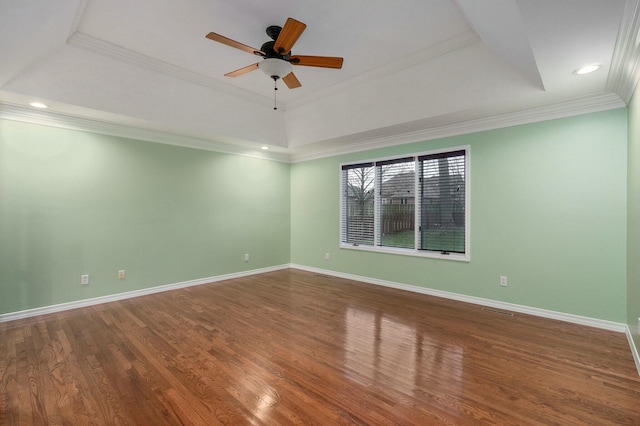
273,77,279,110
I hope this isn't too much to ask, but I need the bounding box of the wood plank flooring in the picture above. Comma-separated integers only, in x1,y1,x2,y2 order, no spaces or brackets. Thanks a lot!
1,269,639,425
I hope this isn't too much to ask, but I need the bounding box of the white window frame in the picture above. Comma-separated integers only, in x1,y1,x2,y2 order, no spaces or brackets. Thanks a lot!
339,145,470,262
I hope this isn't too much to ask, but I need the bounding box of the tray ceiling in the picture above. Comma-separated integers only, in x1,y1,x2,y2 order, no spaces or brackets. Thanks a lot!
1,0,638,161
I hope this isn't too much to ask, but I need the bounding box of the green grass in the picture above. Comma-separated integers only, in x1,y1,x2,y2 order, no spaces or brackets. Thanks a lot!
381,230,415,248
381,227,465,252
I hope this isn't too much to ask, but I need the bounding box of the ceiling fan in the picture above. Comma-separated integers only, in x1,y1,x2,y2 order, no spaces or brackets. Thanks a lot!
205,17,344,92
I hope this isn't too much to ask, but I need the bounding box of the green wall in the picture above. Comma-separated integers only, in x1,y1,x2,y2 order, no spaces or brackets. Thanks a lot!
0,108,631,324
0,119,291,314
291,109,628,322
628,92,640,351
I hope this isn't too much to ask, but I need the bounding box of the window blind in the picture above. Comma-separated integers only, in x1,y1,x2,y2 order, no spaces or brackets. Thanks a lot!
342,164,375,245
419,150,466,253
378,158,415,248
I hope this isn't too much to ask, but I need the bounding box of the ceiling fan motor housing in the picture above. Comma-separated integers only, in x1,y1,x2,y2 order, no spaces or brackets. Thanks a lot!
266,25,282,41
260,41,280,58
262,25,296,60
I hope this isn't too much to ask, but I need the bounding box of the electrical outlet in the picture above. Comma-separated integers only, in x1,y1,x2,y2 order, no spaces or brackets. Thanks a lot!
118,270,126,280
81,274,89,286
244,253,249,262
325,253,330,261
500,276,508,287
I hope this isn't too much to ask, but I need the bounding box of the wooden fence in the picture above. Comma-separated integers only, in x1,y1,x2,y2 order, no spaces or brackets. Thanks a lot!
381,204,414,234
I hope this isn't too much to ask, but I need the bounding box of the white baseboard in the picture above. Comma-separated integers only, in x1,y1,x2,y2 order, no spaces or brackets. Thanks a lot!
292,265,640,378
0,264,289,323
290,264,627,333
3,263,638,377
626,326,640,377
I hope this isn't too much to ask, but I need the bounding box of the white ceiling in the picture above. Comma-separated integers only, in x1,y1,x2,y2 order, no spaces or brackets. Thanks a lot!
1,0,639,161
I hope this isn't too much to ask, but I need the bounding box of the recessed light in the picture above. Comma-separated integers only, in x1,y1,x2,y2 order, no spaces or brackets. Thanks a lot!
261,146,270,150
573,64,602,75
29,102,48,109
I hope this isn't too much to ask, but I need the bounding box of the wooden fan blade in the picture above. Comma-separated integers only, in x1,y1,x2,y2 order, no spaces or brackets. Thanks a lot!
206,32,264,56
224,63,259,77
274,18,306,55
290,55,344,69
282,72,302,89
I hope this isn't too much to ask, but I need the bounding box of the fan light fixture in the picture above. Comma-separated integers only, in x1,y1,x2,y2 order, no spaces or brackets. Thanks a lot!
259,58,292,111
259,58,292,79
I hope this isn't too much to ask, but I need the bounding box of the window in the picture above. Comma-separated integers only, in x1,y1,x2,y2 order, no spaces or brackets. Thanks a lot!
340,147,469,261
342,163,375,246
378,157,415,249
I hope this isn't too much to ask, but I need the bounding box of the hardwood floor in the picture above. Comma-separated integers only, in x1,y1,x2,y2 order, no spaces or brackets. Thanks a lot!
1,269,639,425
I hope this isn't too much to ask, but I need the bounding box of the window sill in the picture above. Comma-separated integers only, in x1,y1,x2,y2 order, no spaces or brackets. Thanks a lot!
339,243,470,262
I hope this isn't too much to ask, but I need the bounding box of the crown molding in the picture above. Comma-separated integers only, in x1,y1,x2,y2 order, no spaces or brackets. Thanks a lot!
607,0,640,103
286,31,481,111
2,91,623,165
68,0,88,38
0,101,292,162
67,31,274,108
290,93,625,162
68,30,480,114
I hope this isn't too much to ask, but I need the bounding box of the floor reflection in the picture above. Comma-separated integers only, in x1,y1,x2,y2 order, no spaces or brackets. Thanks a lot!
344,306,464,397
253,390,278,422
